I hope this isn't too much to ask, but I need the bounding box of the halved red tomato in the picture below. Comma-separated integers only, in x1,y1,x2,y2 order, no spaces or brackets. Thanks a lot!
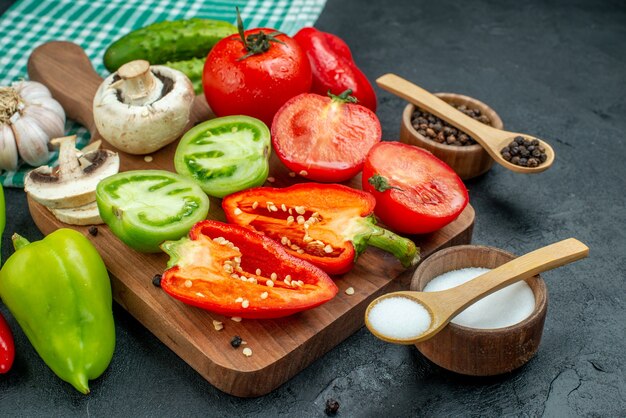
271,91,381,182
362,142,468,234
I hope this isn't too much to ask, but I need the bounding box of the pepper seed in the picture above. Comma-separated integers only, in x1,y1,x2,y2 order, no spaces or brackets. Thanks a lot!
242,300,250,308
252,201,259,209
299,170,308,176
345,287,355,295
261,292,268,299
213,320,224,331
231,317,242,322
184,280,192,288
234,208,243,216
255,268,261,276
242,347,253,357
266,280,274,287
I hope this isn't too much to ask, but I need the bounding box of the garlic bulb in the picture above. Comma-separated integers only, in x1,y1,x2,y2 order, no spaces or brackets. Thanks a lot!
0,81,66,171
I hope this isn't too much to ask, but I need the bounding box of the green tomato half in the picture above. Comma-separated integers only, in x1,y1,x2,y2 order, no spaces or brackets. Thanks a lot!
96,170,210,252
174,115,271,198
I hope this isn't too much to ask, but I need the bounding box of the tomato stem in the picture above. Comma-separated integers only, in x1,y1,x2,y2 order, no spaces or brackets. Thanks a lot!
352,216,420,268
328,89,358,104
236,6,285,61
368,174,403,192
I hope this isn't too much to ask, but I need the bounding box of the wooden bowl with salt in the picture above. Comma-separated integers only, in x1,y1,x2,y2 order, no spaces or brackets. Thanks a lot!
410,245,548,376
400,94,503,180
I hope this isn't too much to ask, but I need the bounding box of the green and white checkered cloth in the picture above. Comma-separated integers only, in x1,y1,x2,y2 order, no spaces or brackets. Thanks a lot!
0,0,326,187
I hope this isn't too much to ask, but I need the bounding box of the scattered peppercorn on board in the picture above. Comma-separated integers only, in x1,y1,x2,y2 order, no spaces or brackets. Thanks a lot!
25,41,475,397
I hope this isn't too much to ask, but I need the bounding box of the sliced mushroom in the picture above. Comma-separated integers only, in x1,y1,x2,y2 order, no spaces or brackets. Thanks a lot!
48,201,103,226
25,135,119,209
93,60,195,155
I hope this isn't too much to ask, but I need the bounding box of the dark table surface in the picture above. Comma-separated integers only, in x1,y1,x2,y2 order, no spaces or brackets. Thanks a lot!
1,0,625,416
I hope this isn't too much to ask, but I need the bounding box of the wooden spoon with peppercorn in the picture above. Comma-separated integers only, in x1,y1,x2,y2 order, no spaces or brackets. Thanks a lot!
377,74,555,173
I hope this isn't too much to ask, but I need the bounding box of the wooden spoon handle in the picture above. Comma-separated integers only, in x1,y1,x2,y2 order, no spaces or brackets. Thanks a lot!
442,238,589,318
376,73,501,147
27,41,103,136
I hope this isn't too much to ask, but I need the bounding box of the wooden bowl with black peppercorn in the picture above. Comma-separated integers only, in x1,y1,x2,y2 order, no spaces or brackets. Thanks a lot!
400,94,503,180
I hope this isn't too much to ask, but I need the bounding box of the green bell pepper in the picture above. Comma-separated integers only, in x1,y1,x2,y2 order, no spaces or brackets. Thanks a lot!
0,184,4,261
96,170,210,252
174,115,271,198
0,229,115,394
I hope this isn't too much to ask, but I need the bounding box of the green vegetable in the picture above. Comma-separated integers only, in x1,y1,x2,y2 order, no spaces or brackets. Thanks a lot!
0,229,115,394
174,116,271,198
103,18,237,92
0,184,4,262
165,57,204,94
96,170,210,252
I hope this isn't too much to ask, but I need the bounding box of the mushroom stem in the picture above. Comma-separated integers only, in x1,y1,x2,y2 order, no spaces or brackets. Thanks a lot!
51,135,82,181
116,60,162,106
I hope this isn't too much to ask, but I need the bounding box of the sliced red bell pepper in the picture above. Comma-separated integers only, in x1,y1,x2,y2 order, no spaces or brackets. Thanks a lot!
0,311,15,374
222,183,419,275
160,220,338,319
293,27,377,112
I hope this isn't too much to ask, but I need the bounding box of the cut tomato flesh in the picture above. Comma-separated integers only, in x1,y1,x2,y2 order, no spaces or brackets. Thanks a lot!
272,93,381,182
363,142,469,234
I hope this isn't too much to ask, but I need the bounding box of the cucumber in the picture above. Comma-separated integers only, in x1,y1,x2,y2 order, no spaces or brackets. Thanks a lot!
103,18,237,72
165,57,204,95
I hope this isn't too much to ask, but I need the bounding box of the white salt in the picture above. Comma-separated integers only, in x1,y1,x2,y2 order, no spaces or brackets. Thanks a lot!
368,297,431,339
423,267,535,329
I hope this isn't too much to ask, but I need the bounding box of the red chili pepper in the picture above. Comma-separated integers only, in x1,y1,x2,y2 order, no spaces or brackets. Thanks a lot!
293,27,377,112
222,183,419,275
160,220,338,319
0,311,15,374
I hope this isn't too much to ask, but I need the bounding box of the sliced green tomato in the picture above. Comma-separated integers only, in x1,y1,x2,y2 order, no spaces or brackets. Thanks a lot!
174,115,271,198
96,170,210,252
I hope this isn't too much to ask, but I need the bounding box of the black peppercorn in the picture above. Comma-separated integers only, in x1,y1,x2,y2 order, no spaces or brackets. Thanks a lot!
231,335,243,348
325,399,340,416
152,274,162,287
410,103,489,146
88,226,98,236
501,137,547,167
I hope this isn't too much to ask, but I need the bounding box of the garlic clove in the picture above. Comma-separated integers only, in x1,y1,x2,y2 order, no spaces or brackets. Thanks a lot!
10,113,50,167
27,96,66,125
0,123,18,171
23,104,65,140
13,81,51,102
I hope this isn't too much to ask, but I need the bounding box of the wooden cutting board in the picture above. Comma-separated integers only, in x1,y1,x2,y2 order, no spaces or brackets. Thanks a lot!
26,41,475,397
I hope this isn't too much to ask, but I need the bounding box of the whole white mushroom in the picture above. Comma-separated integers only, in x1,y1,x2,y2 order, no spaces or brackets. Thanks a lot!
93,60,195,155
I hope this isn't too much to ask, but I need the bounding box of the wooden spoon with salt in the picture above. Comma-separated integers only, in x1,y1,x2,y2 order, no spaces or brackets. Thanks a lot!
376,73,556,174
365,238,588,344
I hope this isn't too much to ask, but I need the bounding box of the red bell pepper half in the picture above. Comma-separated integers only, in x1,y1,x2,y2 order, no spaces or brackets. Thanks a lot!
160,220,338,319
294,27,377,112
0,311,15,374
222,183,419,275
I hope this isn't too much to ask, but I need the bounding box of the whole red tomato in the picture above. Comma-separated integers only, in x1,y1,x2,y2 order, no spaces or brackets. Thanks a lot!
203,25,312,126
362,142,468,234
